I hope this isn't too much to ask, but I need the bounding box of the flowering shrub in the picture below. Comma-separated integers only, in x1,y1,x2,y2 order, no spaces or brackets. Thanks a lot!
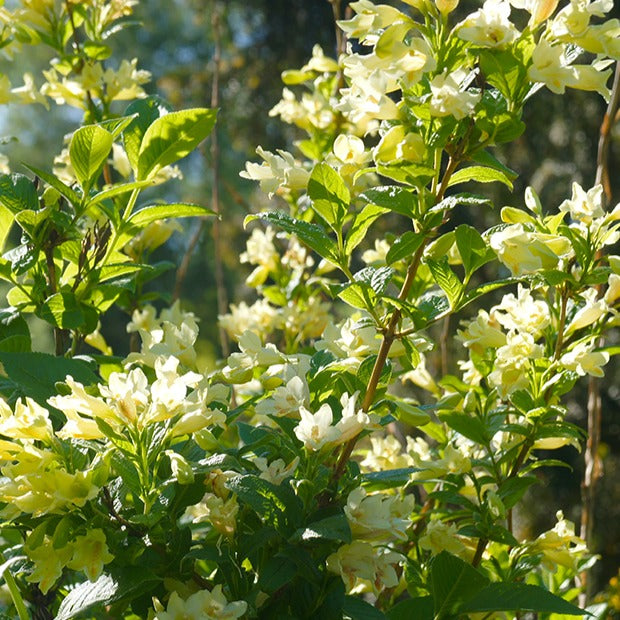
0,0,618,618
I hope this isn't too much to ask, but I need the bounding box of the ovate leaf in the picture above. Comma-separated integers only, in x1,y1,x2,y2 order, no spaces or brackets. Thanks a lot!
0,173,38,213
430,551,489,618
307,162,349,229
0,206,13,252
127,203,215,227
459,583,585,615
455,224,495,280
345,203,387,254
447,165,514,189
425,257,463,308
123,96,173,172
55,568,160,620
245,212,339,264
69,125,114,192
137,108,217,180
0,309,31,352
361,186,416,218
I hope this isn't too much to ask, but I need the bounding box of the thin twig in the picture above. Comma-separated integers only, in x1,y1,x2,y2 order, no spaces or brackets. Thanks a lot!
331,156,460,483
173,2,230,357
579,60,620,606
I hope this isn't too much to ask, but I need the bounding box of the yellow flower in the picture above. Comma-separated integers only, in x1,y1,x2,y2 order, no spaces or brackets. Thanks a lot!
67,529,114,581
26,536,72,594
0,397,52,441
153,586,247,620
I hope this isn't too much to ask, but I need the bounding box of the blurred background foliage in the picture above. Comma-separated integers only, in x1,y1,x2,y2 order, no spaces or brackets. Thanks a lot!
0,0,619,602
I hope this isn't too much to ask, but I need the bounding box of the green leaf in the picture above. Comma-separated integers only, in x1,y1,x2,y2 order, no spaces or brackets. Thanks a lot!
448,165,514,190
127,203,215,227
0,206,12,252
259,555,298,594
377,163,435,187
0,351,98,405
343,595,387,620
425,257,463,308
430,551,489,619
386,231,424,265
471,149,518,181
37,291,85,329
455,224,495,280
0,308,31,352
88,179,155,207
98,114,138,139
137,107,217,180
461,276,526,309
55,568,160,620
362,468,420,491
307,162,349,229
361,186,416,218
386,596,434,620
245,212,339,263
123,96,173,172
439,412,488,444
338,282,373,310
459,583,585,615
345,203,387,254
293,514,352,543
69,125,114,192
227,474,303,533
23,164,81,208
0,173,39,214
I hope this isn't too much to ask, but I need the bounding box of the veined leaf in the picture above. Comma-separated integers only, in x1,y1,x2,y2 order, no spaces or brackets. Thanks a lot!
245,211,339,263
430,551,489,619
137,107,217,180
426,257,463,308
345,203,387,254
459,583,585,615
448,165,514,189
343,595,387,620
98,114,138,139
127,203,215,227
23,164,81,207
455,224,495,280
307,162,349,229
70,125,114,192
55,568,159,620
0,351,98,406
386,231,424,265
123,96,174,173
0,173,38,213
89,179,155,206
0,206,13,252
0,308,31,352
361,185,416,218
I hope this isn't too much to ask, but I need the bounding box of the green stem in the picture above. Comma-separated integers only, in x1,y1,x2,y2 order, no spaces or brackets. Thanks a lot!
0,557,29,620
331,156,460,483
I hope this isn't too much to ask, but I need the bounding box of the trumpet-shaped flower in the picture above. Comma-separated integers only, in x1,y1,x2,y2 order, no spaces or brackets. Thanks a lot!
457,0,519,48
153,585,247,620
429,69,481,120
294,403,341,450
344,486,414,541
67,529,114,581
326,541,403,594
0,397,52,441
489,223,573,275
560,340,609,377
240,147,309,197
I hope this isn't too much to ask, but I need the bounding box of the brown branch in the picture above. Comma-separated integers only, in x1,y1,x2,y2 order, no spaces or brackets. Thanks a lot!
331,156,460,484
173,1,230,357
579,61,620,606
595,61,620,200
